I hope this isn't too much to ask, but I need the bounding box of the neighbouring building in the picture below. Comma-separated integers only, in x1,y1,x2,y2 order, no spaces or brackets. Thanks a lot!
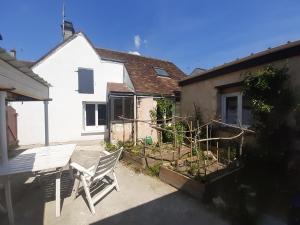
12,22,186,145
179,40,300,128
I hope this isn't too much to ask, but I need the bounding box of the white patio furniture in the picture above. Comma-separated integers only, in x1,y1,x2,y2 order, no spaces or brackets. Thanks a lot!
0,144,76,224
71,148,123,214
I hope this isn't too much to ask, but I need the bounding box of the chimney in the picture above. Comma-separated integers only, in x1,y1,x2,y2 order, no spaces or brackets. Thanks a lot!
8,49,16,59
62,20,75,40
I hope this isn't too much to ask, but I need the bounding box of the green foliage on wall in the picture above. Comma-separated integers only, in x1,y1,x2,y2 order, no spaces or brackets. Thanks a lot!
243,65,295,160
150,98,174,123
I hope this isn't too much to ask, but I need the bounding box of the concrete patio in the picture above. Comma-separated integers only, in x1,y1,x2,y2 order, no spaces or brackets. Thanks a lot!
0,143,227,225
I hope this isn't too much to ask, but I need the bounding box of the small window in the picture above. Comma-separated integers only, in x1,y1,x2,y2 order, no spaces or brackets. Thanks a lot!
124,97,134,119
83,103,107,130
85,104,96,126
112,98,123,121
242,96,252,125
225,96,238,124
154,67,169,77
221,92,252,126
78,68,94,94
98,104,107,125
111,96,134,121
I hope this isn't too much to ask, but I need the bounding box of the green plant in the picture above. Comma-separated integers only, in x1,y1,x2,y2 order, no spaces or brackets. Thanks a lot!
130,144,143,155
243,65,295,160
150,98,174,124
105,142,117,152
188,163,198,176
175,122,186,145
162,125,173,143
146,163,161,176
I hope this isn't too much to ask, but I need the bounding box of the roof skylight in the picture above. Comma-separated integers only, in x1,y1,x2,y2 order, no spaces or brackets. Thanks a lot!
154,67,169,77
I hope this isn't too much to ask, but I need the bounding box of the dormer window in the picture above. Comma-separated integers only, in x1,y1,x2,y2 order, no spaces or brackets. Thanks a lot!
154,67,169,77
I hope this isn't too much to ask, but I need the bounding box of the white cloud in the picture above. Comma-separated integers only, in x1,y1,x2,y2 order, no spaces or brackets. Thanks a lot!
128,51,141,55
134,35,141,49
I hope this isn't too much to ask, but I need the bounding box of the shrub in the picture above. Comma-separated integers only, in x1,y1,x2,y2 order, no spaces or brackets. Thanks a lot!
146,163,161,176
105,142,117,152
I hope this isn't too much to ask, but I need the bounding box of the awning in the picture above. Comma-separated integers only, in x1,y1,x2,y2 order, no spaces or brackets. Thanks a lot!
0,48,50,101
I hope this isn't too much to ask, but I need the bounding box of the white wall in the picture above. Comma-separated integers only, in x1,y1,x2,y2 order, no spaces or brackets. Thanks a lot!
12,34,124,145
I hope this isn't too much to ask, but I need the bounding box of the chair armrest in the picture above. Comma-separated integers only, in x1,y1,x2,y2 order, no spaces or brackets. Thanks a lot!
102,150,110,155
70,162,94,177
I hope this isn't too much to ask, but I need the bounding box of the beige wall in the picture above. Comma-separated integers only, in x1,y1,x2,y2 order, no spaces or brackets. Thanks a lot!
181,56,300,123
110,122,133,144
137,97,158,143
110,96,158,144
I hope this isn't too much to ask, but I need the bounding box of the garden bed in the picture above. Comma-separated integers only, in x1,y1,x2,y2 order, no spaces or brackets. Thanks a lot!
122,151,158,169
159,165,206,199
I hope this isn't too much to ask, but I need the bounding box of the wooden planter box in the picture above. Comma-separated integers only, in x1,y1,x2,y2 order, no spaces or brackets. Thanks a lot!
159,166,205,199
122,151,157,169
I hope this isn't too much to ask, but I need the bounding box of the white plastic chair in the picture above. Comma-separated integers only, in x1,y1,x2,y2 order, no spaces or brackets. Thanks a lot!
70,148,123,214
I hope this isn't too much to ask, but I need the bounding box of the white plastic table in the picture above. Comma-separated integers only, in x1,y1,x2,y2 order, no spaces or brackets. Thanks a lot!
0,144,76,224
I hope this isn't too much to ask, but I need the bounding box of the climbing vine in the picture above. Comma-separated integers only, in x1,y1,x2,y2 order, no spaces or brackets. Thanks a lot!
243,65,295,160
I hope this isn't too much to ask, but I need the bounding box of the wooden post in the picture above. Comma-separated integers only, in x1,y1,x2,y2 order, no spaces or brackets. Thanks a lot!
239,133,244,157
228,146,231,164
216,141,219,170
122,118,125,143
206,124,209,151
197,127,201,175
190,121,193,159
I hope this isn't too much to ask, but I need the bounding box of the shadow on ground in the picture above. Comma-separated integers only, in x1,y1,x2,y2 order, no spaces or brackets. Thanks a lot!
89,190,225,225
0,170,74,225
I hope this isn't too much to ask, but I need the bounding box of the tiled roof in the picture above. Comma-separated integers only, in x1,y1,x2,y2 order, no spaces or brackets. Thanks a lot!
107,82,133,93
19,60,35,68
96,48,186,95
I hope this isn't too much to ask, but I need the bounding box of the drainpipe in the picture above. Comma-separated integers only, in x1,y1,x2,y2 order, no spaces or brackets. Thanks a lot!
44,100,49,146
133,94,137,145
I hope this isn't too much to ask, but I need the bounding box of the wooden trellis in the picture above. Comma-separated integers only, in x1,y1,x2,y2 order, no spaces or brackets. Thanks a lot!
119,115,254,177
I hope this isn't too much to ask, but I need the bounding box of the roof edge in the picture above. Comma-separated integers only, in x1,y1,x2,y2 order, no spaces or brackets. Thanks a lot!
31,32,99,69
179,39,300,86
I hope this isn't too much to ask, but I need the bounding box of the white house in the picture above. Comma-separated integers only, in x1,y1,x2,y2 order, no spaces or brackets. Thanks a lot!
12,22,186,145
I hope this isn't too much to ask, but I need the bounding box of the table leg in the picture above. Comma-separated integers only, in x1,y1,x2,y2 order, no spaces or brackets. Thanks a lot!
56,169,62,217
4,178,14,225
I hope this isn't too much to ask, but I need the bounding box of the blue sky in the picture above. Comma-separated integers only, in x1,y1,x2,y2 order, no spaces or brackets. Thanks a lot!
1,0,300,74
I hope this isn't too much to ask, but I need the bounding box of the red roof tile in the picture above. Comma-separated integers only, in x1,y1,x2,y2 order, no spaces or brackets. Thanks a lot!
96,48,186,95
107,82,133,93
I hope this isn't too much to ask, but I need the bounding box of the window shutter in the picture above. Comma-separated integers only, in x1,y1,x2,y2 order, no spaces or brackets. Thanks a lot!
78,68,94,94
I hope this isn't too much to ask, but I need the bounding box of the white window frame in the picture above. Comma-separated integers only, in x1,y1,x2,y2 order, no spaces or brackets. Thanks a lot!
221,92,250,127
82,102,106,132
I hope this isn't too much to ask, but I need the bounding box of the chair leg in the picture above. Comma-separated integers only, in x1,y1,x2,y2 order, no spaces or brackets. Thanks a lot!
81,175,95,214
68,161,74,179
113,172,120,191
73,178,81,199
